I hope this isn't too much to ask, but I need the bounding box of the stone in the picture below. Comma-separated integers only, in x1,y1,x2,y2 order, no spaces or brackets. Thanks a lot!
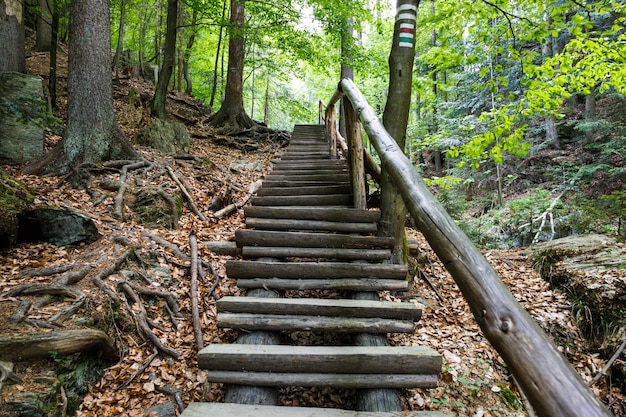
135,119,190,154
18,206,101,246
0,72,46,163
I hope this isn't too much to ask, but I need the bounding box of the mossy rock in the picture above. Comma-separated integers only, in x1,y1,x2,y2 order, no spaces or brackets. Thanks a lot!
132,188,182,229
0,169,34,247
135,119,190,154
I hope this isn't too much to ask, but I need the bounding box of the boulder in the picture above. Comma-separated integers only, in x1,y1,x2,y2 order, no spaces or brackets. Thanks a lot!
0,168,33,247
0,72,46,163
17,206,101,246
531,234,626,350
135,119,190,154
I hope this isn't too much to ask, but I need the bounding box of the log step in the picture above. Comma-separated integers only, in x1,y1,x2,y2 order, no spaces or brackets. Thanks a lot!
245,218,376,233
216,296,421,332
264,173,350,182
244,206,381,222
181,403,451,417
261,180,351,188
280,154,330,160
236,278,408,292
241,246,390,261
256,185,352,197
272,160,346,169
235,230,394,249
198,344,441,388
226,260,407,280
217,297,422,320
251,195,352,207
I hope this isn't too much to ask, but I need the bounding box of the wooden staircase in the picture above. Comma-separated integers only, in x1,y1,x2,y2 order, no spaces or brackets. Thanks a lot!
182,125,447,417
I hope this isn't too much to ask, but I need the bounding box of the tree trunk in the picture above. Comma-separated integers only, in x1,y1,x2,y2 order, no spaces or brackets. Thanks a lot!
339,17,355,140
24,0,136,177
183,10,197,95
48,0,59,108
208,0,254,130
35,0,52,51
379,0,419,264
150,0,178,119
0,0,25,72
111,0,127,78
209,0,227,108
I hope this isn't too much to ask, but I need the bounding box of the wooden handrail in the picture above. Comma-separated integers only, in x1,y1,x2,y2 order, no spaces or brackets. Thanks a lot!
333,78,612,417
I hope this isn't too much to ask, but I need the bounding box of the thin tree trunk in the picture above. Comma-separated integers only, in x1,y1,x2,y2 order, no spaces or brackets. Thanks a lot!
339,17,355,139
48,0,59,108
210,0,227,108
112,0,127,79
176,0,182,92
380,0,420,264
151,0,178,119
35,0,52,51
183,10,197,95
263,73,270,124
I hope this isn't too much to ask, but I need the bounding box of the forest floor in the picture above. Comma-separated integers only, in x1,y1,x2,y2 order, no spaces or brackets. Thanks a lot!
0,42,624,417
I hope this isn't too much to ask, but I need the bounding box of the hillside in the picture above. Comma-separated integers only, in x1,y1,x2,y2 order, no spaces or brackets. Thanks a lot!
0,44,624,417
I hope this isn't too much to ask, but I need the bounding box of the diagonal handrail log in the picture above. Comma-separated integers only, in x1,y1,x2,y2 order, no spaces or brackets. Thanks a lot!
333,78,612,417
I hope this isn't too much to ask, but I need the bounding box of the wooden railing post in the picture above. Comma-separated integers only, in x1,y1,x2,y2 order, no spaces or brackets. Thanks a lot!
342,96,367,210
325,104,338,159
337,78,612,417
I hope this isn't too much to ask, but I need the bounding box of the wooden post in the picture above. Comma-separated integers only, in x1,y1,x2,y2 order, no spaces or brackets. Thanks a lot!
338,78,612,417
342,96,367,210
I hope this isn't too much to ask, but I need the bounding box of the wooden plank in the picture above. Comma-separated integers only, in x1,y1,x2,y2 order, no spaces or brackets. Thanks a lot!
266,169,348,176
216,313,415,333
264,174,351,182
245,218,376,233
198,344,441,375
236,278,408,291
226,260,407,280
272,161,346,169
280,154,329,160
261,180,350,188
251,195,352,207
242,246,390,261
256,185,352,197
217,297,422,320
244,207,381,222
182,402,452,417
235,230,394,249
204,372,439,389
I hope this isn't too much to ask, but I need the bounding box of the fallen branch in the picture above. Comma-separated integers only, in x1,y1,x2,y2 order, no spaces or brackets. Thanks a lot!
114,347,159,392
166,165,208,221
589,338,626,387
212,180,262,219
189,233,203,351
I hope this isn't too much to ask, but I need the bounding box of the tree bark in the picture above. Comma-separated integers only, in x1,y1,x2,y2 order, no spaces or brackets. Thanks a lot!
209,0,254,130
379,0,420,264
151,0,178,119
0,0,25,72
35,0,52,51
24,0,136,176
209,0,227,108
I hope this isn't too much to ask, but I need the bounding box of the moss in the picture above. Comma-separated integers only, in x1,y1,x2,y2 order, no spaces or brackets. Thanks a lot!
0,169,34,246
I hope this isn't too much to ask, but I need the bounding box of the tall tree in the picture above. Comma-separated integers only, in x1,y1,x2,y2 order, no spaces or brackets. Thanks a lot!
25,0,136,177
150,0,178,119
209,0,254,129
0,0,25,72
379,0,420,263
35,0,52,51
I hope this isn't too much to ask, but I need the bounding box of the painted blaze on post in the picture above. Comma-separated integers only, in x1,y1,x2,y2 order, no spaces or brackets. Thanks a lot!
396,3,417,48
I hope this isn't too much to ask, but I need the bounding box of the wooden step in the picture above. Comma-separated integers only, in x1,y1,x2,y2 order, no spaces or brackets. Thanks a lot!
237,278,408,292
265,173,350,182
251,195,352,207
241,246,390,261
265,169,348,176
235,230,394,249
198,344,441,388
217,313,415,333
181,403,451,417
272,160,346,168
226,260,407,280
256,185,352,197
244,207,381,222
218,296,421,319
261,180,351,188
245,218,376,233
217,297,422,320
280,154,330,160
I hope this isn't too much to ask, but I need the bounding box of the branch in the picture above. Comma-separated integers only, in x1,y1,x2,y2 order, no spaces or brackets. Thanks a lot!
189,233,204,351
